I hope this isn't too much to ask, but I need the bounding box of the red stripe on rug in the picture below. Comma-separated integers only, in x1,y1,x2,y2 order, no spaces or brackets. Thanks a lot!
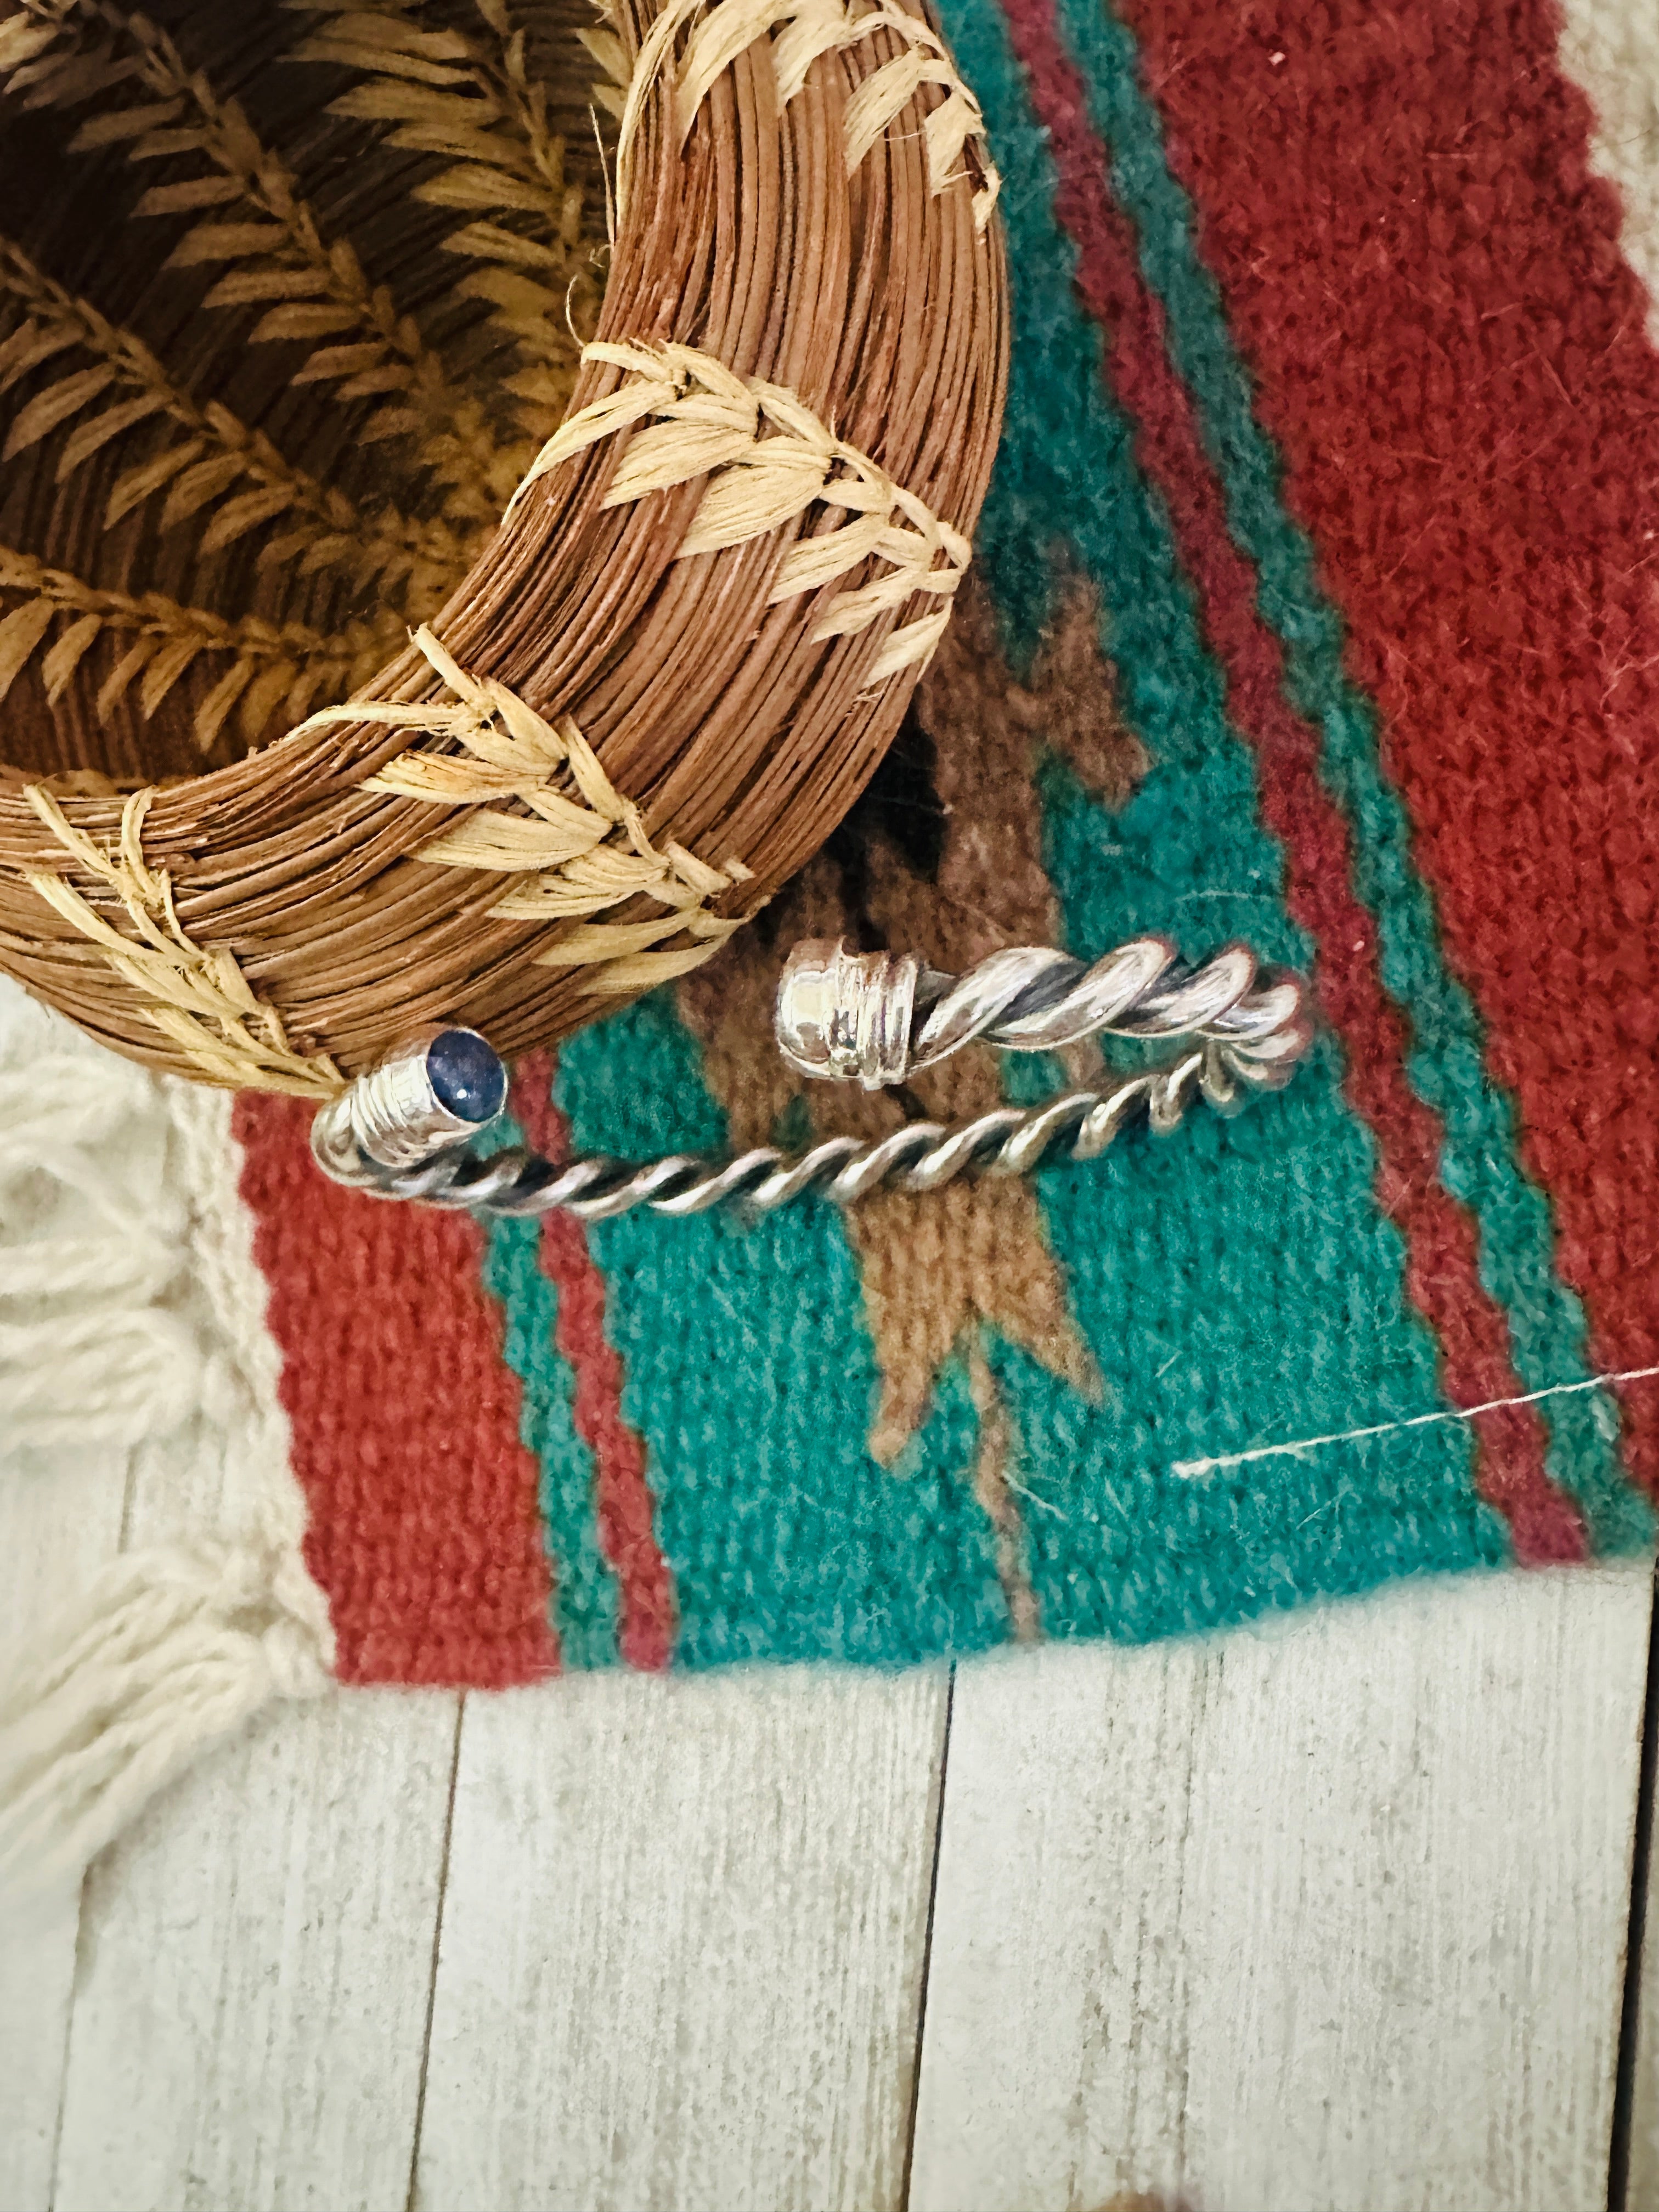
511,1056,676,1669
1116,0,1659,1492
234,1093,560,1685
1000,0,1585,1560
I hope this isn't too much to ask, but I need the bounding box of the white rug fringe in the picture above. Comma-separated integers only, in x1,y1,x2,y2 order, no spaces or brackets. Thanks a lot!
0,1542,330,1896
0,1308,223,1453
2,1047,193,1451
1,987,337,1892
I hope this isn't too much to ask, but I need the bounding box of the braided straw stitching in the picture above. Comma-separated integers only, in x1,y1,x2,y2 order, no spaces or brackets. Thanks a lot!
13,334,964,1076
616,0,1001,232
514,340,973,692
296,625,755,996
19,785,345,1097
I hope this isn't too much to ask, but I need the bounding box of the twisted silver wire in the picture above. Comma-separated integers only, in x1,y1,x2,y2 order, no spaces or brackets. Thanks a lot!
312,935,1314,1218
314,1035,1306,1224
774,934,1308,1088
915,938,1302,1066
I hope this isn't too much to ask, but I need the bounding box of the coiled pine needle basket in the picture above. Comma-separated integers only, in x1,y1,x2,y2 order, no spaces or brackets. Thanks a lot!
0,0,1006,1093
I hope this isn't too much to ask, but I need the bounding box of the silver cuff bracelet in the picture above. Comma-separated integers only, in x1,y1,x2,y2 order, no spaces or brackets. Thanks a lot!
310,933,1314,1220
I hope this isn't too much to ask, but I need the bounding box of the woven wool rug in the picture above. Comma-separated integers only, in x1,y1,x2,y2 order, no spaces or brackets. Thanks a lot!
220,0,1659,1680
5,0,1659,1861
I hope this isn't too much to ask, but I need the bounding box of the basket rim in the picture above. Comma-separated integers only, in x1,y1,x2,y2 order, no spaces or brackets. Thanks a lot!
0,0,1009,1090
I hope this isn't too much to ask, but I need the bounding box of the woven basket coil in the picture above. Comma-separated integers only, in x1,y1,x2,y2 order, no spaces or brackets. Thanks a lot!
0,0,1006,1093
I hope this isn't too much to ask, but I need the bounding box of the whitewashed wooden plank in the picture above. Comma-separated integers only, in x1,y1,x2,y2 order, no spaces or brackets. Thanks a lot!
27,1051,459,2212
0,1436,125,2212
415,1667,949,2212
1618,1626,1659,2212
1,1896,80,2212
910,1565,1651,2212
50,1684,458,2212
0,1414,130,2212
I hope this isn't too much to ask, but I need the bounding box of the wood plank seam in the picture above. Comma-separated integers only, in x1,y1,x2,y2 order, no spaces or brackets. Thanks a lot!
907,1572,1652,2212
405,1693,467,2212
1608,1564,1659,2212
900,1664,956,2212
43,1874,91,2212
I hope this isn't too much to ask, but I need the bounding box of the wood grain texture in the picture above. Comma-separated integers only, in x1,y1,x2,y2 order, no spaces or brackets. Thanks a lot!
50,1687,458,2212
0,1435,127,2212
413,1667,949,2212
1626,1727,1659,2212
910,1566,1652,2212
1621,1626,1659,2211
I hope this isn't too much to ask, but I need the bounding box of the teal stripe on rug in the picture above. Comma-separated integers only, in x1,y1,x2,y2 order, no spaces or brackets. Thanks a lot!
1041,0,1647,1551
934,0,1513,1631
555,995,1009,1667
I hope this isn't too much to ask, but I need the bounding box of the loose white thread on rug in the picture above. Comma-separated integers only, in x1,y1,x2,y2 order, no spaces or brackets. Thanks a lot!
1172,1362,1659,1480
0,1007,334,1894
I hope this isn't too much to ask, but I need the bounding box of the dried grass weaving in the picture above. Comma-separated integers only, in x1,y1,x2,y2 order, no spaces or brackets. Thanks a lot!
0,0,1007,1086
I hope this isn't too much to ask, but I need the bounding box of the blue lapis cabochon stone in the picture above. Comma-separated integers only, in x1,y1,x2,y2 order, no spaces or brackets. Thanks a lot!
427,1028,508,1125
